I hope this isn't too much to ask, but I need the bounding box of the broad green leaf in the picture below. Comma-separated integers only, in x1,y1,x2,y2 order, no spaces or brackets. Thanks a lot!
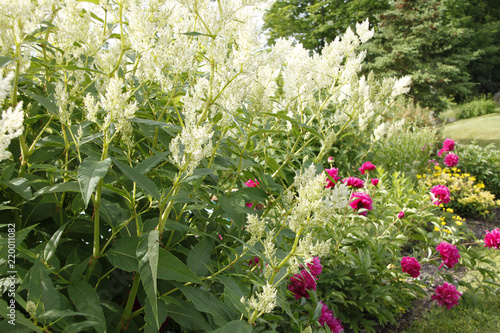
217,276,247,315
0,56,14,68
187,237,214,276
175,284,234,327
34,182,80,198
24,91,58,115
137,230,159,330
0,299,43,332
157,248,203,284
68,281,106,333
62,321,102,333
2,178,32,200
144,292,167,333
28,257,60,317
210,320,253,333
163,300,212,331
43,222,68,262
77,157,112,208
38,309,93,320
107,237,140,272
111,158,160,199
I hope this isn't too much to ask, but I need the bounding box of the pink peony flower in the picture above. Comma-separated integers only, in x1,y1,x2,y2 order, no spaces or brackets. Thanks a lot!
249,257,260,266
349,192,373,216
318,301,344,333
342,176,365,188
359,161,376,175
287,270,317,300
431,185,451,205
443,138,455,152
397,211,405,219
484,228,500,249
307,256,323,277
371,178,379,186
245,179,259,187
444,153,459,167
436,241,460,269
431,282,462,309
401,257,421,278
325,168,341,188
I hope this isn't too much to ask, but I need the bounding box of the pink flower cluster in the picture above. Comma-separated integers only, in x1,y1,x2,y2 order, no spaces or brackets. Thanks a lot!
444,152,459,167
436,241,460,269
349,192,373,216
359,161,376,175
288,257,323,299
431,282,462,309
397,211,405,219
245,178,260,208
319,301,344,333
438,138,455,157
484,228,500,250
401,257,421,278
431,185,451,205
343,176,365,188
325,168,341,188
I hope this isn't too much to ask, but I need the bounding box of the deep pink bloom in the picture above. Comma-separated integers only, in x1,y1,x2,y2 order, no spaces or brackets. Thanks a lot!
484,228,500,249
444,153,459,167
431,283,462,309
349,192,373,216
249,257,260,266
307,257,323,277
436,241,460,269
443,138,455,152
431,185,451,205
397,211,405,219
359,161,376,175
371,178,379,186
288,270,317,299
245,179,259,187
318,301,344,333
401,257,421,278
342,177,365,188
325,168,341,188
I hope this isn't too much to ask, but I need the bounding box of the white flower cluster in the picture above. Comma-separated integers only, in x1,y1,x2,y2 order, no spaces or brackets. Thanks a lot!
246,283,277,315
169,122,213,173
245,213,266,246
0,102,24,161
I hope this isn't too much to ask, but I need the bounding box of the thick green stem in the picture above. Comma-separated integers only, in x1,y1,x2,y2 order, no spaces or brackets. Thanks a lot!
116,272,141,332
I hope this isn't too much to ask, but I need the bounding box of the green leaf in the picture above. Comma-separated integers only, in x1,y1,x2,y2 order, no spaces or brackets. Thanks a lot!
24,91,58,115
157,248,203,284
43,222,68,262
175,284,234,327
62,321,103,333
0,299,43,332
68,281,106,333
2,178,32,200
187,237,214,276
111,158,160,199
38,309,93,320
28,257,60,315
181,31,210,37
163,300,213,331
137,230,160,330
211,320,253,333
77,157,112,208
0,56,14,68
107,236,140,272
34,182,80,198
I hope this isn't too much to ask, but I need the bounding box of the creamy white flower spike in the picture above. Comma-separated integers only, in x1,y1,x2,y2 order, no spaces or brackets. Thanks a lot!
356,18,375,43
0,102,24,161
247,283,277,314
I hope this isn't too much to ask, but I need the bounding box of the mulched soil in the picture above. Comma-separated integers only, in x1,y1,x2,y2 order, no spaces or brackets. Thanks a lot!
366,208,500,333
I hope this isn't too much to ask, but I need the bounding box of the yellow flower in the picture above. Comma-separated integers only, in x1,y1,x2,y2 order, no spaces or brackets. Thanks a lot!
445,229,451,234
434,166,442,171
469,176,476,182
434,226,440,232
456,221,463,226
417,174,422,179
441,221,446,226
439,204,444,207
446,208,454,213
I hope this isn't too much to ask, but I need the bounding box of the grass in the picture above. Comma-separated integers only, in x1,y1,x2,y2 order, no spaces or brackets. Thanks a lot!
440,112,500,147
402,248,500,333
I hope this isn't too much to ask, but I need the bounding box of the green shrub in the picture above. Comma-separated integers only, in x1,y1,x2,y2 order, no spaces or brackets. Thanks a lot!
457,98,498,119
456,142,500,198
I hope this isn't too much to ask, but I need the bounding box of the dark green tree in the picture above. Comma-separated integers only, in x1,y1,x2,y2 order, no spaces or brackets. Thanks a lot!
263,0,389,51
363,0,478,110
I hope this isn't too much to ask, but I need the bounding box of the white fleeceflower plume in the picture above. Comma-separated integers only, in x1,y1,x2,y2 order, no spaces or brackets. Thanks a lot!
0,102,24,161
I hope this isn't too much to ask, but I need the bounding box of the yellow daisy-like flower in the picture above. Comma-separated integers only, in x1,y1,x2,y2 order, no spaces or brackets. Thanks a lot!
434,226,440,232
441,221,446,226
452,167,457,172
446,208,454,213
456,221,463,226
417,174,422,179
445,229,451,234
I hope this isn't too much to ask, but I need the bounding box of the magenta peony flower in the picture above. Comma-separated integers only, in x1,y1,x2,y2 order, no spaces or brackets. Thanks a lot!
443,138,455,152
431,282,462,309
401,257,421,278
248,257,260,266
318,301,344,333
436,241,460,269
287,270,317,299
371,178,379,186
349,192,373,216
307,256,323,277
444,153,459,167
397,211,405,219
359,161,376,175
325,168,341,188
342,176,365,188
431,185,451,205
484,228,500,250
245,179,259,187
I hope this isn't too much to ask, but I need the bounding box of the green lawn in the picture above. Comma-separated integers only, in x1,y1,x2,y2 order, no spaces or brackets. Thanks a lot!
440,112,500,147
